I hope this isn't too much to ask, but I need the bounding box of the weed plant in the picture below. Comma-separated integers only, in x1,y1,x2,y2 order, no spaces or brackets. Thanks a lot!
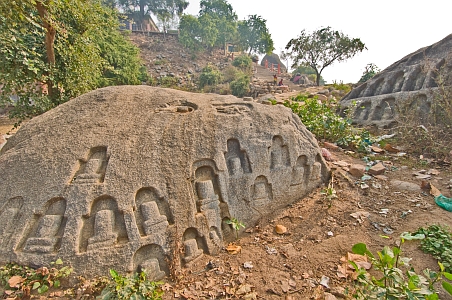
415,225,452,273
0,259,72,298
99,269,164,300
351,233,452,299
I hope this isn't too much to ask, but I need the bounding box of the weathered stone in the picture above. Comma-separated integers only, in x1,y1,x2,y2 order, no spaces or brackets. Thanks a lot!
340,34,452,128
390,180,421,192
349,164,366,177
368,163,386,175
0,86,329,280
316,94,328,101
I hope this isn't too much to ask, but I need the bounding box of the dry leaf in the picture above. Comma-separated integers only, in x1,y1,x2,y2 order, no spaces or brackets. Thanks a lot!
371,145,385,153
384,144,400,153
275,225,287,234
8,275,25,288
236,283,252,295
243,292,258,300
226,243,242,254
430,183,442,197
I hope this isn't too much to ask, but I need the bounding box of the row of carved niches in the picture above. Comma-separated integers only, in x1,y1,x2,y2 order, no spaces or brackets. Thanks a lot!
72,146,109,184
353,97,396,122
346,58,448,100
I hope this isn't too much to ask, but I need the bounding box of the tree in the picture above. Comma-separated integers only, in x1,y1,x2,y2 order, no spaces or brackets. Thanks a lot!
0,0,146,123
358,63,380,84
285,27,366,86
154,0,188,32
199,0,237,51
237,15,274,55
117,0,188,31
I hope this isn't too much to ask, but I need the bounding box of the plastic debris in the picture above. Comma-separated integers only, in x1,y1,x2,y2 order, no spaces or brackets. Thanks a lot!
435,194,452,212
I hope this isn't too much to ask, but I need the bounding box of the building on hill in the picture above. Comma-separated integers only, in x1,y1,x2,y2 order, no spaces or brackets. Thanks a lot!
120,14,159,32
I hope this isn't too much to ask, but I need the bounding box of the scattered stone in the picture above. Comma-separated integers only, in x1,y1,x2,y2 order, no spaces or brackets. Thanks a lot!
319,275,330,288
349,164,366,177
374,175,389,181
325,292,338,300
316,94,328,101
324,142,339,151
368,162,386,175
243,262,253,269
390,180,421,192
275,225,288,234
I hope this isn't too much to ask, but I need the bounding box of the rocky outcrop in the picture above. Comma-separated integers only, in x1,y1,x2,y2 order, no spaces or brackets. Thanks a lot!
260,53,287,72
0,86,329,280
340,34,452,128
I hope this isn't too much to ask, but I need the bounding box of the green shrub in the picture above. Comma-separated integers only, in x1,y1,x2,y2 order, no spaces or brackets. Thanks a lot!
158,76,178,88
99,269,164,300
232,55,252,73
199,64,223,88
230,73,250,98
284,94,373,152
222,65,240,83
358,63,380,84
329,81,352,94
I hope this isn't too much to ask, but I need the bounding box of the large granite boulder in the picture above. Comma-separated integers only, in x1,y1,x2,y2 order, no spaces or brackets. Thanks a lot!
340,34,452,128
260,53,287,72
0,86,329,280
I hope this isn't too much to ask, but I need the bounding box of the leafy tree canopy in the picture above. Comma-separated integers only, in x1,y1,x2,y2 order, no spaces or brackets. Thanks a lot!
117,0,188,31
199,0,237,48
237,15,274,55
285,27,366,86
0,0,146,124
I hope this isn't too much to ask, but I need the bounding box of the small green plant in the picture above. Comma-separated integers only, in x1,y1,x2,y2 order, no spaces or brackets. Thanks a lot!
226,217,245,239
99,269,164,300
0,259,72,298
350,232,452,299
415,225,452,273
321,175,337,208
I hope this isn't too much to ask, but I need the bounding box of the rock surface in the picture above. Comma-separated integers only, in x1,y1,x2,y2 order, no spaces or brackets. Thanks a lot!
340,34,452,128
0,86,329,280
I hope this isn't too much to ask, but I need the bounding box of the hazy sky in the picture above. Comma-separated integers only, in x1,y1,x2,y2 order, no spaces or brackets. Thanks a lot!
184,0,452,84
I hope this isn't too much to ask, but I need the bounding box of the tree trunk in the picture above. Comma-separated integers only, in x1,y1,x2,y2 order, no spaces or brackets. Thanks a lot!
139,0,146,31
316,70,321,86
36,1,56,99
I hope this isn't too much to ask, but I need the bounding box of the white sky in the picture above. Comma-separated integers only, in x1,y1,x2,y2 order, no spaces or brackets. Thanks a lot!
184,0,452,84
